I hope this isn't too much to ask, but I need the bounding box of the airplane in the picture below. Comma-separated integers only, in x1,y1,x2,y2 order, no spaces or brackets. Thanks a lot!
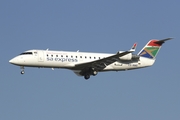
9,38,172,80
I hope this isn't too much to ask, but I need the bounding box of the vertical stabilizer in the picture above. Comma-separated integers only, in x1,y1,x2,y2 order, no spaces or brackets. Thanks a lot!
138,38,172,59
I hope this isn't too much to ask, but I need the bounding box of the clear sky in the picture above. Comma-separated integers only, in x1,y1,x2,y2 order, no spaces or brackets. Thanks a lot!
1,0,180,120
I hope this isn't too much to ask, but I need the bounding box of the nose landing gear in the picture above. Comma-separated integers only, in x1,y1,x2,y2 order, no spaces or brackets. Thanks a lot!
20,66,25,74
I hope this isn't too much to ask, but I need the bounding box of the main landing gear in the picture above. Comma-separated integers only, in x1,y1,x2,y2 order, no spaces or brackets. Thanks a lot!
84,69,98,80
20,66,25,74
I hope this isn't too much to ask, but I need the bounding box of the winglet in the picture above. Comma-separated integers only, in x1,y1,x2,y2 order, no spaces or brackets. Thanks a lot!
130,43,137,52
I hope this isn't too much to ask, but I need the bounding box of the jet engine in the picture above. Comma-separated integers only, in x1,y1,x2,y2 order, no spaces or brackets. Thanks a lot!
119,52,140,61
119,53,132,60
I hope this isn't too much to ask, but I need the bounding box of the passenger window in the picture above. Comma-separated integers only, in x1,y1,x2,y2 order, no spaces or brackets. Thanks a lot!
56,55,58,57
51,55,53,57
61,55,63,57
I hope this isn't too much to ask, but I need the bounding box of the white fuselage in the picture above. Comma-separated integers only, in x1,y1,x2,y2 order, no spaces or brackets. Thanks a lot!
9,49,155,72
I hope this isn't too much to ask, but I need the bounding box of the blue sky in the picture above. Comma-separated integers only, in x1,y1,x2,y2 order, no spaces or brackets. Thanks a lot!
1,0,180,120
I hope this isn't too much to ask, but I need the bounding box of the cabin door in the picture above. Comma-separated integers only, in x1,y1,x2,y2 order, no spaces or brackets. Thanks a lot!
38,51,44,62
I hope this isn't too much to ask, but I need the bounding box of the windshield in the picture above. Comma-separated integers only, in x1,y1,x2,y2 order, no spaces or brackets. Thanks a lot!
20,52,33,55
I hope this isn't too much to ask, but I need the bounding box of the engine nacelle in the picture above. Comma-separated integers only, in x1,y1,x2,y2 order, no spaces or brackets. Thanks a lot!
119,52,132,60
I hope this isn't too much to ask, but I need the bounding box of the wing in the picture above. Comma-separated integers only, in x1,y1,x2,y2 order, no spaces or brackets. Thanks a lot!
73,43,137,71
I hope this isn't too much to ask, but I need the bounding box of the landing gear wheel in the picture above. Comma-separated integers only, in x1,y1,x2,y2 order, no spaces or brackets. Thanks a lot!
21,71,25,74
92,71,98,76
84,74,90,80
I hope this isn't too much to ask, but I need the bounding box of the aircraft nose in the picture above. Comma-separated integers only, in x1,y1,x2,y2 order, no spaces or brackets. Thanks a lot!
9,58,17,64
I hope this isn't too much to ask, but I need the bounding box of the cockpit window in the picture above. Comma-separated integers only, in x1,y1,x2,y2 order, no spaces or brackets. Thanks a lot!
20,52,33,55
34,52,37,56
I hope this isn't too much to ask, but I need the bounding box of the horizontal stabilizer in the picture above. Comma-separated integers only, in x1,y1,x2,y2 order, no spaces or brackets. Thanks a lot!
154,38,173,45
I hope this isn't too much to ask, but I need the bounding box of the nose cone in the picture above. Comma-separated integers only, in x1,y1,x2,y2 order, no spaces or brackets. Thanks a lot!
9,58,14,64
9,58,17,64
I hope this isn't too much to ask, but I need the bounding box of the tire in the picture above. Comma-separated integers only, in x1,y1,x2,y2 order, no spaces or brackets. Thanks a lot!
92,71,98,76
84,74,90,80
21,71,25,74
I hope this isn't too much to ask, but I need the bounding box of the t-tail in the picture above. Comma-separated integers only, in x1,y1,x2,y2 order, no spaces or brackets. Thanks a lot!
138,38,173,59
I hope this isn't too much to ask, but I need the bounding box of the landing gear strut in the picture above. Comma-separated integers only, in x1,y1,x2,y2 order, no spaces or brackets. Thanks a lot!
20,66,25,74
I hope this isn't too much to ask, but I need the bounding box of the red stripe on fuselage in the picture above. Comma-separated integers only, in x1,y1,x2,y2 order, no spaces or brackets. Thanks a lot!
148,40,162,46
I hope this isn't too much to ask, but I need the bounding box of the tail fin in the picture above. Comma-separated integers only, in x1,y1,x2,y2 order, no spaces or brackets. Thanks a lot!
138,38,172,59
